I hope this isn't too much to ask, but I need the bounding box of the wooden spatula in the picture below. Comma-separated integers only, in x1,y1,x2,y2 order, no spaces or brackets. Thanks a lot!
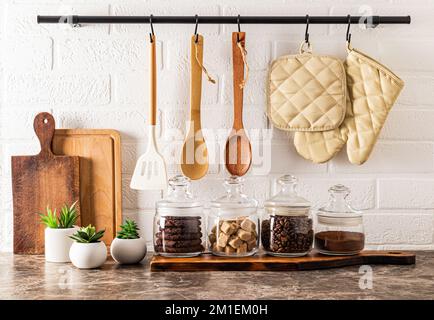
225,32,252,177
11,112,80,254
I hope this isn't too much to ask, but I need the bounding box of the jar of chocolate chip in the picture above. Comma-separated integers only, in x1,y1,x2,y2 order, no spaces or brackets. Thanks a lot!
208,176,259,257
262,175,313,257
154,175,205,257
315,185,365,256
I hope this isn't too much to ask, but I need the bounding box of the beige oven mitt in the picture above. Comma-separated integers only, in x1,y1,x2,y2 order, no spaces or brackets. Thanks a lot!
267,42,347,132
294,44,404,164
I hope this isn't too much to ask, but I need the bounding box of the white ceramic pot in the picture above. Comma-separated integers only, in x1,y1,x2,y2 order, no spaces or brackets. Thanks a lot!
110,237,147,264
69,242,107,269
45,227,77,263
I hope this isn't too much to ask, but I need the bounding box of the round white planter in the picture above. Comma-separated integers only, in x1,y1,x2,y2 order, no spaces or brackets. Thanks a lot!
69,242,107,269
110,237,147,264
45,227,78,263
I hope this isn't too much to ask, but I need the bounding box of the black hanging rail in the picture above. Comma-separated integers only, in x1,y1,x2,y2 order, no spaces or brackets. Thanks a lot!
37,15,411,27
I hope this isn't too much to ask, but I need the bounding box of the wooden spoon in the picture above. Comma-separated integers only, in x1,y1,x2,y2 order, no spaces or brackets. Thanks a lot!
181,35,209,180
225,32,252,177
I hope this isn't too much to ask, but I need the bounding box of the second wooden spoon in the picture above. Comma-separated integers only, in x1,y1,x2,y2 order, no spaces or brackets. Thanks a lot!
225,32,252,177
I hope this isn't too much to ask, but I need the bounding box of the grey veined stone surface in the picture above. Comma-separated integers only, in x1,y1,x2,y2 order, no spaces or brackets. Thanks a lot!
0,252,432,300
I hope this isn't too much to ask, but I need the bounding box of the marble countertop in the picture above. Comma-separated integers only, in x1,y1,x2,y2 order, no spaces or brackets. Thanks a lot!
0,252,432,300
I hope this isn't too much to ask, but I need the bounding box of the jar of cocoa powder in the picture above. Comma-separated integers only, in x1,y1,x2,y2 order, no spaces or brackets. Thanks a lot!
208,176,259,257
262,175,313,257
154,175,205,257
315,185,365,256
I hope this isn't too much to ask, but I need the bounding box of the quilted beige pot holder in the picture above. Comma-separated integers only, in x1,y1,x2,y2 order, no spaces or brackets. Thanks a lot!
267,42,347,132
294,45,404,164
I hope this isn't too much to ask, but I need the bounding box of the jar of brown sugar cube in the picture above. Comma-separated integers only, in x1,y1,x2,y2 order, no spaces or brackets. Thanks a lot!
208,176,259,257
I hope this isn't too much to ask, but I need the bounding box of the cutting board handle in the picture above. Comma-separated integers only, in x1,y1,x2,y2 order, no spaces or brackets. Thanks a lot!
34,112,55,159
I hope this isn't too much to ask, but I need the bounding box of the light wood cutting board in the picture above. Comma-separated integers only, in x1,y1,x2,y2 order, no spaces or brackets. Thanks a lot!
52,129,122,245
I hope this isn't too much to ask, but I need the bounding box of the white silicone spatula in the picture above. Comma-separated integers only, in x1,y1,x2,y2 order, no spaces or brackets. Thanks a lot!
130,34,167,191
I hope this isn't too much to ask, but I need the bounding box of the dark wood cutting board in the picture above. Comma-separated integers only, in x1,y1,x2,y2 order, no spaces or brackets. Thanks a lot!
150,251,416,271
11,112,80,254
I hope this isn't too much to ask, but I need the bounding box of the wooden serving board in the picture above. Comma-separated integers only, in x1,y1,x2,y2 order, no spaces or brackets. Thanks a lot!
12,113,80,254
150,251,416,272
52,129,122,245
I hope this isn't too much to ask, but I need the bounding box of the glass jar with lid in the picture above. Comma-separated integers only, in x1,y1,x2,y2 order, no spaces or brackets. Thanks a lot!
314,184,365,255
208,176,259,257
261,175,313,257
153,175,205,257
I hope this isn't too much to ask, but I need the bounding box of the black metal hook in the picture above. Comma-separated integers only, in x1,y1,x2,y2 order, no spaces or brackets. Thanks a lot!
149,14,155,42
346,14,352,44
305,15,310,44
194,14,199,43
237,14,241,42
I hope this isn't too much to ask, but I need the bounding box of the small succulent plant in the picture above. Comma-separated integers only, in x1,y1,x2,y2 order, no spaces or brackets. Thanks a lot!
39,201,79,229
116,219,140,239
70,225,105,243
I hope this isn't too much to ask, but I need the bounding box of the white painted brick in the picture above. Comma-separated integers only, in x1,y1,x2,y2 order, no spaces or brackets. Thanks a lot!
6,4,109,35
330,141,434,173
364,212,433,245
330,4,434,38
166,38,271,72
54,110,156,142
397,73,434,107
122,174,163,209
259,141,328,174
4,37,52,72
222,71,267,106
5,73,110,106
222,5,329,36
367,244,434,251
56,38,163,71
111,2,220,37
378,40,434,73
1,0,434,251
277,177,376,210
381,110,434,140
113,71,219,106
0,142,40,176
0,206,12,252
379,179,434,209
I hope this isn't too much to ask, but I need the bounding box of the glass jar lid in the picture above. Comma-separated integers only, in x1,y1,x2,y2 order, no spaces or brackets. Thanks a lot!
264,175,310,216
211,176,258,210
157,175,202,214
317,184,362,226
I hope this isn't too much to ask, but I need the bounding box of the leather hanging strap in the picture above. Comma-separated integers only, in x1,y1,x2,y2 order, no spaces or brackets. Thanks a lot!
232,32,247,130
194,35,216,84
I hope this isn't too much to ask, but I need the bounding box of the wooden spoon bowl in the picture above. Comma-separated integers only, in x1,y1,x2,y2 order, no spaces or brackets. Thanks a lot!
225,129,252,177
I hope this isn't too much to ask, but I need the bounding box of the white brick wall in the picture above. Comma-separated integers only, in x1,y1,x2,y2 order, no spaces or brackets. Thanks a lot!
1,0,433,252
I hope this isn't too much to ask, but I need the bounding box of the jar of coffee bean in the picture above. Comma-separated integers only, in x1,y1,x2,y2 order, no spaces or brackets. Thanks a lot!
262,175,313,257
154,176,205,257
